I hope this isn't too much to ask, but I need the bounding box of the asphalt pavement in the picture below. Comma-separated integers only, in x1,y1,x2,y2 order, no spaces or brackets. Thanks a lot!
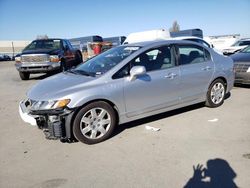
0,61,249,188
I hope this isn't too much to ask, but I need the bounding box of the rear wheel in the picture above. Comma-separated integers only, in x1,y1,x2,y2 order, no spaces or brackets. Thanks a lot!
73,101,116,144
205,79,226,108
19,72,30,80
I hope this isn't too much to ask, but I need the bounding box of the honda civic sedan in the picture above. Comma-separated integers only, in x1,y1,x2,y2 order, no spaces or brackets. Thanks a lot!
19,40,235,144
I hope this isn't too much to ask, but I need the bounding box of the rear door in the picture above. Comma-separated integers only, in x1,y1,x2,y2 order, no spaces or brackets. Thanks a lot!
176,44,214,102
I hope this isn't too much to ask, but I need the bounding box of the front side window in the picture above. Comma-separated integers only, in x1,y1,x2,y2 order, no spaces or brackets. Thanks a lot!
177,45,210,65
66,40,73,49
112,45,176,79
62,40,68,49
132,46,176,71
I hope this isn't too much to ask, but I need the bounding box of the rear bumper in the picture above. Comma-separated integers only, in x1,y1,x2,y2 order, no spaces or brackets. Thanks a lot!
234,72,250,85
15,61,61,73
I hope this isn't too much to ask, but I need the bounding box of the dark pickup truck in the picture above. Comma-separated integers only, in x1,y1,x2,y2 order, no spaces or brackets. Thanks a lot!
15,38,82,80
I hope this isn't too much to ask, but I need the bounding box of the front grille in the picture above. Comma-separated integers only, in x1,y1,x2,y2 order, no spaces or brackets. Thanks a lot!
21,54,49,63
234,63,250,73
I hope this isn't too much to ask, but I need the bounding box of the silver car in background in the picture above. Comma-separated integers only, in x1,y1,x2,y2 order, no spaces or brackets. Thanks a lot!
19,40,234,144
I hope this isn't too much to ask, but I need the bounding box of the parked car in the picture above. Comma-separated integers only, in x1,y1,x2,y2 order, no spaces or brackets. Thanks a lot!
223,38,250,55
231,45,250,85
123,29,170,44
0,54,11,61
15,38,82,80
19,40,234,144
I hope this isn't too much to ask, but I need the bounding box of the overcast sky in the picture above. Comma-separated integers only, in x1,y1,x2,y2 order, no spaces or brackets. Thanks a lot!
0,0,249,40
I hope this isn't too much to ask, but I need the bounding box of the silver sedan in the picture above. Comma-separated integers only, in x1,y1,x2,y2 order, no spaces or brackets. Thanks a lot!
19,40,235,144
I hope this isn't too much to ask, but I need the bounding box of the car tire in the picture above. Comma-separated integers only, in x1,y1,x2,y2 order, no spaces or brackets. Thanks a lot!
205,79,226,108
19,72,30,80
60,58,67,72
73,101,117,144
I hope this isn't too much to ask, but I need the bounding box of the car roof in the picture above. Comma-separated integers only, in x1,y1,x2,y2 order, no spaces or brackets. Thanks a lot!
33,38,64,42
123,39,204,48
171,36,203,40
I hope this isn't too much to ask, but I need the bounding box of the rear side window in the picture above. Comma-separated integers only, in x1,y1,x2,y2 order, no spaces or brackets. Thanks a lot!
177,45,211,65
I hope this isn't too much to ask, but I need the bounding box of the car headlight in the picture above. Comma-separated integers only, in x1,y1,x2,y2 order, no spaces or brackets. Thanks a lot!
31,99,70,110
50,55,60,63
15,56,21,63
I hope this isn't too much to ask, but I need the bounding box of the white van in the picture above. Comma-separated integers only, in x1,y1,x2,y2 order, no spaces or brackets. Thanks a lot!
123,29,170,44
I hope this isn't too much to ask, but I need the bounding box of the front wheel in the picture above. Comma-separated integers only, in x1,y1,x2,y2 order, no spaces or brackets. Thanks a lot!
73,101,117,144
19,72,30,80
205,79,226,108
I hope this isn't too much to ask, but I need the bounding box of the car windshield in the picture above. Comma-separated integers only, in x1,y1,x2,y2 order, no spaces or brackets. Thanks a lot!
24,39,61,51
73,46,140,76
240,46,250,53
232,40,250,47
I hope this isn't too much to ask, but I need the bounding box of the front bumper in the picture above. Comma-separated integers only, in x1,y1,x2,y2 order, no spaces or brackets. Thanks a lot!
19,101,37,126
19,99,76,141
15,61,61,73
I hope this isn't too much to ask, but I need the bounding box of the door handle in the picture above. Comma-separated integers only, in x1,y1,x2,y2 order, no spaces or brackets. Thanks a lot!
202,66,212,71
164,73,177,79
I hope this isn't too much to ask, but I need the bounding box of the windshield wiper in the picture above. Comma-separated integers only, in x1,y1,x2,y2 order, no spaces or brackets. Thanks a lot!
66,69,77,74
74,70,95,77
66,69,94,76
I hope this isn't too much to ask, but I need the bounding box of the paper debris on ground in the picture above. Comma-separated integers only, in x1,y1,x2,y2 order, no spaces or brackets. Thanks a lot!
145,125,160,131
208,118,219,122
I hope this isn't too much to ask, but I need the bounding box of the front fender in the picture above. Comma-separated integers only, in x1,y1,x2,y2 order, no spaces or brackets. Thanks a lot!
67,80,126,119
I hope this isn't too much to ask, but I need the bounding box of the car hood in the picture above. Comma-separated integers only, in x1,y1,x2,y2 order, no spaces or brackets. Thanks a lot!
22,49,61,55
231,53,250,63
27,72,96,101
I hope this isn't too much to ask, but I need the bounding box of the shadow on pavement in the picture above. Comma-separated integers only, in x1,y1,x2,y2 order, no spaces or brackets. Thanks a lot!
234,84,250,89
112,102,205,137
184,158,238,188
112,92,231,138
29,70,61,80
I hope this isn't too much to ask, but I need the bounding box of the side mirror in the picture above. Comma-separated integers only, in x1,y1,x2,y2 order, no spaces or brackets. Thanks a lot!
128,66,146,81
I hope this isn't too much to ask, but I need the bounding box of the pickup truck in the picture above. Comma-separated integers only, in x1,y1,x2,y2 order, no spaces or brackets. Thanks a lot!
15,38,82,80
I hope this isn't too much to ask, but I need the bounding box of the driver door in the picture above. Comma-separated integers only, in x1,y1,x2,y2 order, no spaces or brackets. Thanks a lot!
122,45,181,117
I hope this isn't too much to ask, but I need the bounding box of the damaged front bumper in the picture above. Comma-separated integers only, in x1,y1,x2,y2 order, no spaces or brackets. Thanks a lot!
19,99,76,142
19,101,38,126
